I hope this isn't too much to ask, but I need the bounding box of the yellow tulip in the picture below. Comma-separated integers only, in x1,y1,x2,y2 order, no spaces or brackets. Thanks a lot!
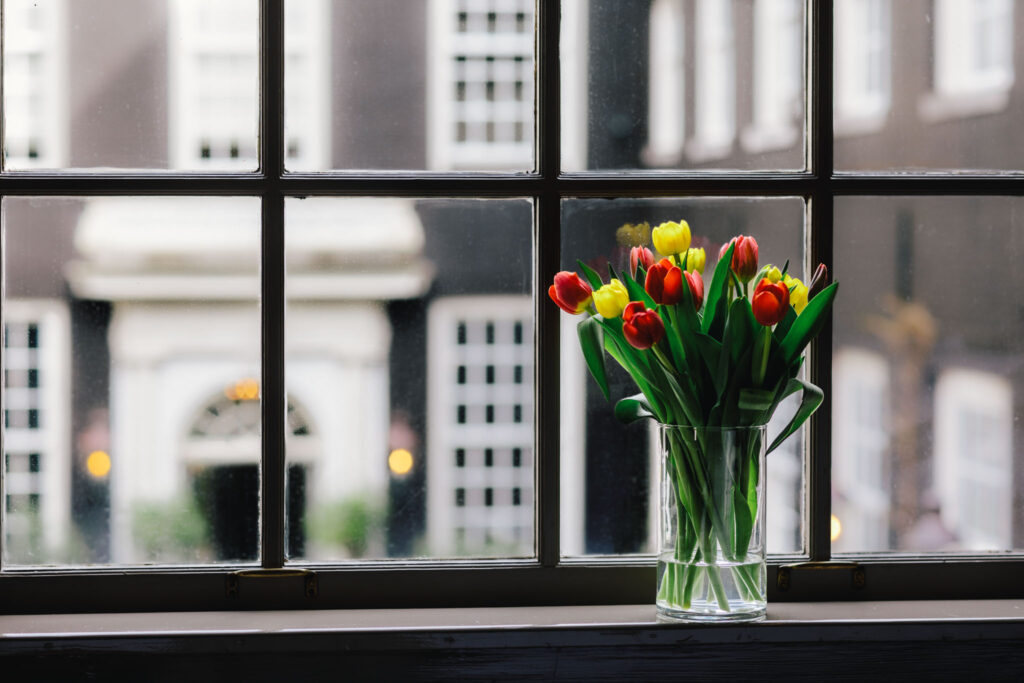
765,266,783,283
652,220,691,257
685,247,706,274
593,279,630,318
784,275,809,314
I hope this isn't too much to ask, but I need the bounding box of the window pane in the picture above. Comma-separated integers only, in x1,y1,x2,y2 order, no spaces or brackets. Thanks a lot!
284,197,534,561
833,196,1024,553
286,0,536,172
559,197,806,556
834,0,1022,172
2,0,259,171
2,196,261,566
562,0,806,172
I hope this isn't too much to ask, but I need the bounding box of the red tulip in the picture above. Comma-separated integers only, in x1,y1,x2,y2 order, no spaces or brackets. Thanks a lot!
630,246,655,277
752,278,790,326
548,271,593,315
719,235,759,283
645,258,684,305
622,301,665,349
684,270,704,310
807,262,829,299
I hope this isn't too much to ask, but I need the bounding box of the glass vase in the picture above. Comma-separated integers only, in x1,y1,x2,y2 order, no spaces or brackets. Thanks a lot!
657,424,767,623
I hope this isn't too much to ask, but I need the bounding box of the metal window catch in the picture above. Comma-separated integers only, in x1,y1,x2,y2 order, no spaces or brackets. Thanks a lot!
225,568,318,599
776,562,865,592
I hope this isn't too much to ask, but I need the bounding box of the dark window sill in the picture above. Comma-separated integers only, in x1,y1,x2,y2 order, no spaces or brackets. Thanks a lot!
3,602,1024,679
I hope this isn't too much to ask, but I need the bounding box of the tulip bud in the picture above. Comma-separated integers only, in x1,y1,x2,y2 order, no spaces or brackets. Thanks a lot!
645,258,684,305
592,278,630,318
807,263,829,299
630,246,655,277
752,278,790,326
784,275,809,314
685,247,706,274
684,270,705,310
651,220,692,257
719,235,759,283
549,271,593,314
622,301,665,350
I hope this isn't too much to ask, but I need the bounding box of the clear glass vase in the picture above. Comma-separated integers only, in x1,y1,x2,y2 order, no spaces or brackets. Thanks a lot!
657,424,767,623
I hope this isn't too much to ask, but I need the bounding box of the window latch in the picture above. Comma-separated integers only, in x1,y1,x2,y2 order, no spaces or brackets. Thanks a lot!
776,562,866,592
225,568,318,600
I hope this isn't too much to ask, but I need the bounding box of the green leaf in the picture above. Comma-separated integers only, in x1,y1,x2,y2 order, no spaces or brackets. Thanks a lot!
702,243,735,339
780,282,839,365
773,305,797,344
766,377,824,455
577,316,609,400
576,259,604,290
738,388,775,412
614,393,655,424
718,298,755,395
622,269,656,308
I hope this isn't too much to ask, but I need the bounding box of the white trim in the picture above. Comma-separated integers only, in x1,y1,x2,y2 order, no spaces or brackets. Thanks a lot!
558,312,587,556
284,0,331,170
560,0,589,172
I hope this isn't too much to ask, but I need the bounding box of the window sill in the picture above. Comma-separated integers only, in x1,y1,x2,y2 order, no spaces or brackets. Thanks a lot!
3,601,1024,678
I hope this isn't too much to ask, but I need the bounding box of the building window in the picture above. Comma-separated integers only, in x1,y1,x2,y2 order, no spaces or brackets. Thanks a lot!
429,0,535,170
689,0,736,159
832,348,891,553
742,0,803,153
427,296,534,556
1,302,70,564
934,369,1013,550
834,0,891,134
169,0,329,170
643,0,685,166
1,0,66,169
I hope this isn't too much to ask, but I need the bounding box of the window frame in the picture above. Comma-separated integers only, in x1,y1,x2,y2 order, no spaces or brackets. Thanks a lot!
2,0,1024,615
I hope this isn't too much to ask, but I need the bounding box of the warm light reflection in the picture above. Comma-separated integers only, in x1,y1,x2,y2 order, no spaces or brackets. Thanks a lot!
225,378,260,401
388,448,414,476
86,451,112,478
830,514,842,542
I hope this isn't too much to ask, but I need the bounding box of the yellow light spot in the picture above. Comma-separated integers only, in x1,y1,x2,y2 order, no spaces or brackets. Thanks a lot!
226,378,260,401
388,448,414,476
86,451,112,478
830,514,842,542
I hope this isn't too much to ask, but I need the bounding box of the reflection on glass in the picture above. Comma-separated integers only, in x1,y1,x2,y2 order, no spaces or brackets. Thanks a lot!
1,0,260,171
559,197,806,556
835,0,1023,171
286,0,536,172
562,0,805,172
284,198,534,561
2,197,261,566
833,197,1024,553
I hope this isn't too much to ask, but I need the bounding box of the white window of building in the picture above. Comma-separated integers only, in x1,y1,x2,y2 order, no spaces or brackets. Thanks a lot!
428,0,535,170
1,0,67,169
834,0,891,135
832,348,891,552
923,0,1015,120
643,0,685,166
934,369,1013,550
742,0,802,153
689,0,736,160
427,297,534,556
2,301,71,562
169,0,329,170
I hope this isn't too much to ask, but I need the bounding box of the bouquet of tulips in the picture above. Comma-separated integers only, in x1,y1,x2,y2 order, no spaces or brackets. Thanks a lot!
550,220,837,614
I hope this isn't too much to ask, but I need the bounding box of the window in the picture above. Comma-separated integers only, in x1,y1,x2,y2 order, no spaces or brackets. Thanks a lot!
743,0,803,153
643,0,685,165
2,0,1024,614
834,0,890,134
2,0,66,168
